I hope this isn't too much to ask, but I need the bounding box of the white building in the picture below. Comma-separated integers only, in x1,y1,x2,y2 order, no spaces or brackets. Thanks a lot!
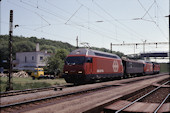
13,43,51,70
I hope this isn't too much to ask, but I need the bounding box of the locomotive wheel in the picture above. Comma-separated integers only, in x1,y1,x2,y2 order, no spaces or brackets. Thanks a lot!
117,77,121,80
123,75,127,79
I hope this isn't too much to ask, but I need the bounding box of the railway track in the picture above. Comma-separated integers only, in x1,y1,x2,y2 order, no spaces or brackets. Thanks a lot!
0,86,64,97
0,82,122,109
0,74,169,113
154,93,170,113
104,80,170,113
0,73,167,98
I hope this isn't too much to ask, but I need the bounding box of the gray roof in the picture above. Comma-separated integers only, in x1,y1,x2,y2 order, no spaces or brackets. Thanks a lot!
69,48,120,59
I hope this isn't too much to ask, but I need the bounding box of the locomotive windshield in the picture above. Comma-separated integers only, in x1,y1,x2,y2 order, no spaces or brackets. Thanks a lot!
65,56,85,65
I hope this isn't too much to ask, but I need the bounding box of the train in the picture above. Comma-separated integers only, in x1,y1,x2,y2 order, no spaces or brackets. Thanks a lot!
63,48,160,84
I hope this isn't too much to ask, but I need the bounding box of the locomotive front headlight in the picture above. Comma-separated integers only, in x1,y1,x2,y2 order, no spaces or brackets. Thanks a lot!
65,71,68,74
78,71,83,74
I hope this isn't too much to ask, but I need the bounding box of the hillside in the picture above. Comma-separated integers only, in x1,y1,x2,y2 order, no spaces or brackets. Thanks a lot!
0,35,124,68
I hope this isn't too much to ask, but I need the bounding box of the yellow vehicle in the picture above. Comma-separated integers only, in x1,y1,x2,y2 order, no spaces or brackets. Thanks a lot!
31,68,44,79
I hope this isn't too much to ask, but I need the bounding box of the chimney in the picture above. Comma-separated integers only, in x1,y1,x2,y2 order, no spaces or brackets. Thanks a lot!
36,43,40,51
45,50,47,53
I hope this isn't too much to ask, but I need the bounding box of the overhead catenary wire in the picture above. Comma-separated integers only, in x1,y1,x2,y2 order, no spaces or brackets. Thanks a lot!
0,9,74,42
65,5,83,24
3,0,168,52
12,0,154,44
35,12,51,26
46,0,125,42
7,0,125,43
93,0,167,45
92,0,147,41
20,26,75,41
45,0,124,42
19,0,70,22
6,0,66,25
76,1,133,40
2,16,121,45
154,0,169,27
137,0,168,40
76,0,146,42
138,0,156,23
34,12,51,30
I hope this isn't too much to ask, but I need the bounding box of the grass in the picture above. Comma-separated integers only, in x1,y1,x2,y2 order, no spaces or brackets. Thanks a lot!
0,77,66,92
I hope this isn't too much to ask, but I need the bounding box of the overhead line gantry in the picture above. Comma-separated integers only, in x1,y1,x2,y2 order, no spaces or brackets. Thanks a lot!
110,42,169,53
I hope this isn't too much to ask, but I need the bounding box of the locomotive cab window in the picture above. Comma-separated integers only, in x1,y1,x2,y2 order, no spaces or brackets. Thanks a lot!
65,56,85,65
86,57,92,63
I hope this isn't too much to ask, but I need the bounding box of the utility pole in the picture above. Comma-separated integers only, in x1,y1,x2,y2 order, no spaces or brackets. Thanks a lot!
134,45,135,54
0,0,1,35
76,36,78,48
6,10,13,91
110,43,112,53
142,40,147,53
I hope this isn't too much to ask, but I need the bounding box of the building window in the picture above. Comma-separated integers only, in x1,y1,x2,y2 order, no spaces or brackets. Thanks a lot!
40,56,43,61
32,56,34,60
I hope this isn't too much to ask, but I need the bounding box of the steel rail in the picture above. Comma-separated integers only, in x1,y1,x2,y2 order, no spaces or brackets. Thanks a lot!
0,85,63,97
115,81,169,113
0,83,120,108
120,73,167,84
154,93,170,113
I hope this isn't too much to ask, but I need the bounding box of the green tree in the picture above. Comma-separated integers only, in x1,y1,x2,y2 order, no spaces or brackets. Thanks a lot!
45,49,69,76
56,49,69,61
13,41,35,52
0,39,8,68
40,45,56,53
29,37,38,43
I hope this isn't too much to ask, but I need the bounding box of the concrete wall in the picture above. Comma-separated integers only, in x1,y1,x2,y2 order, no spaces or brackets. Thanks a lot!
14,51,50,70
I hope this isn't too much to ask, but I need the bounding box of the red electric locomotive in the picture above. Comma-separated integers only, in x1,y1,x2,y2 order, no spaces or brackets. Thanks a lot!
152,62,160,74
63,48,124,84
144,61,154,75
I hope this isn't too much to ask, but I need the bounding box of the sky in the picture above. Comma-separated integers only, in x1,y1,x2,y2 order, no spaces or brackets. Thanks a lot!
0,0,169,57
